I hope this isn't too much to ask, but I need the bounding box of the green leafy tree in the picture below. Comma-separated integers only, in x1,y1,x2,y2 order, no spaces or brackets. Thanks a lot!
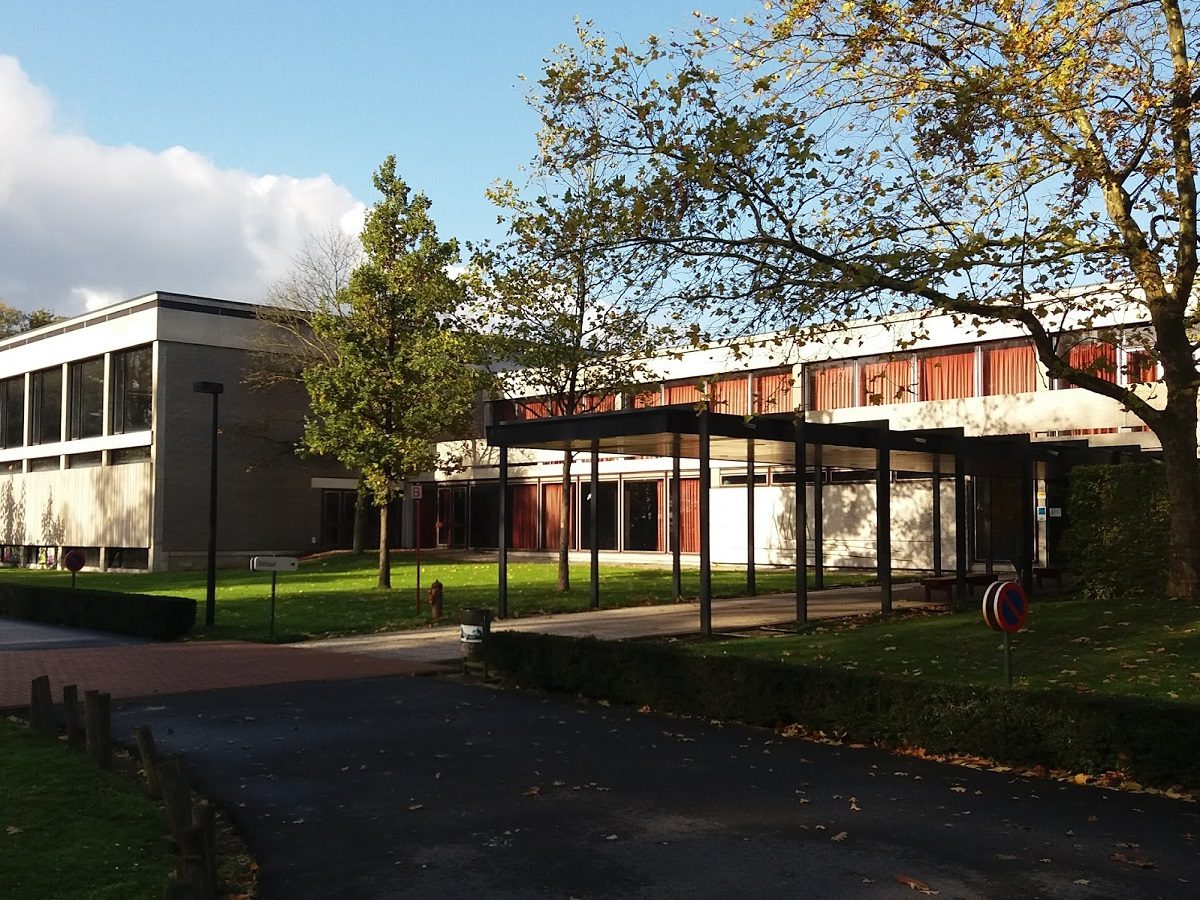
534,2,1200,600
0,302,62,338
471,166,665,592
303,157,485,588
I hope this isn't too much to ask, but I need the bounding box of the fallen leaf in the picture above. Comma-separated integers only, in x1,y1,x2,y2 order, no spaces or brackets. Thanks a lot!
605,834,619,841
1073,879,1090,886
831,831,848,842
950,786,967,794
5,826,22,835
523,786,541,798
895,874,938,894
407,804,423,811
995,854,1017,861
1111,852,1156,869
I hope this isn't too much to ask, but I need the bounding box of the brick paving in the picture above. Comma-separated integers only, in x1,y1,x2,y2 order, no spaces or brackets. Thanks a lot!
0,640,450,711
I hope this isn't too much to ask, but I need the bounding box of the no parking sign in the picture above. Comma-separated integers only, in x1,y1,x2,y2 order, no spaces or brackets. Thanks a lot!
981,581,1028,633
981,580,1029,688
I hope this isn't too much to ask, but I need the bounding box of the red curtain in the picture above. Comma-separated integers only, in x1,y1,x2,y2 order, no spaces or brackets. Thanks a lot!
1065,341,1117,384
633,388,662,408
676,478,700,553
752,370,794,414
664,381,703,405
541,482,575,550
1125,351,1159,384
515,399,550,420
709,376,750,415
919,351,974,400
860,359,913,405
983,343,1037,395
511,484,539,549
809,365,856,410
580,394,616,413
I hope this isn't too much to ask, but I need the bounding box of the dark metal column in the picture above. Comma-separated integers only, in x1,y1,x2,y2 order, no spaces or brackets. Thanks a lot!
794,418,808,625
813,443,825,590
590,439,600,610
876,426,893,613
931,457,943,576
1020,455,1036,595
671,435,682,602
954,444,968,610
498,446,509,619
699,411,712,636
746,439,756,596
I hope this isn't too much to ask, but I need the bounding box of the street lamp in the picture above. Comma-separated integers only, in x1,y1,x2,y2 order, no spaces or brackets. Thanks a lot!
193,381,224,627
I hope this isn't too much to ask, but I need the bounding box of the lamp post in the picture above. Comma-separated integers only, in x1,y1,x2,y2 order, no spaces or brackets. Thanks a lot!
193,381,224,627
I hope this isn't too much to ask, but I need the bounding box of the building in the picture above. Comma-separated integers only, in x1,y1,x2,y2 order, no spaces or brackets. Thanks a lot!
450,306,1161,573
0,289,1159,574
0,291,358,571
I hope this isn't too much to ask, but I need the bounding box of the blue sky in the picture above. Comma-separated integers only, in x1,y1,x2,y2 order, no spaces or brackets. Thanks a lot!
0,2,743,314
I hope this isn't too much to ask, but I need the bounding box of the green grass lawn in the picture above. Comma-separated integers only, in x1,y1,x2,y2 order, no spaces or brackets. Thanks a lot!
0,552,880,642
0,719,172,900
688,595,1200,704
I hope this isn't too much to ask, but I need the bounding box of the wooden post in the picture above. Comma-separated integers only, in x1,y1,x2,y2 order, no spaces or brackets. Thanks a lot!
179,825,212,900
157,757,193,843
166,880,197,899
30,675,53,736
196,805,218,898
84,690,112,768
134,725,163,798
63,684,82,749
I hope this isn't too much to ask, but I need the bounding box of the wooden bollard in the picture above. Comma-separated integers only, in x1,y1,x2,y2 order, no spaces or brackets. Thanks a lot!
179,824,212,900
156,757,193,844
196,804,218,898
84,690,112,768
63,685,83,749
30,675,53,736
134,725,163,798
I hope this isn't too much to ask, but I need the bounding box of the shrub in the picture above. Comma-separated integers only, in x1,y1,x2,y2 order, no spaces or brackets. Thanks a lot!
1066,463,1169,602
0,583,195,640
483,631,1200,788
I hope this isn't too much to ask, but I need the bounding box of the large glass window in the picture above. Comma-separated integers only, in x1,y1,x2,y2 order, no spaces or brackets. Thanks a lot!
579,481,618,550
809,364,857,410
110,346,152,434
918,350,975,401
69,356,104,440
623,480,662,551
983,342,1037,395
0,376,23,448
30,367,62,445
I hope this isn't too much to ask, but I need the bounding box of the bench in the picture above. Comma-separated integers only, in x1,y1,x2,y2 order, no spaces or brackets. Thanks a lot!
919,575,957,604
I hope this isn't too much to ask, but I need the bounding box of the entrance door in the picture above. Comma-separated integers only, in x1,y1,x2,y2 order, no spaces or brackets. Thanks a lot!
974,476,1023,564
436,485,469,547
320,489,356,550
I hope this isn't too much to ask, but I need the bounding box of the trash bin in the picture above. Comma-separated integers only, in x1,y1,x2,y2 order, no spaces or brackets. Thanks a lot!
460,607,492,660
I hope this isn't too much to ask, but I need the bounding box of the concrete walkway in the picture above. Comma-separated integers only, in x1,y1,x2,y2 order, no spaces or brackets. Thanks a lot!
291,582,931,663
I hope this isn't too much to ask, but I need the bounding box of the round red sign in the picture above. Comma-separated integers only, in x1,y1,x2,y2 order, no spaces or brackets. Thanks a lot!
63,548,87,573
981,581,1029,633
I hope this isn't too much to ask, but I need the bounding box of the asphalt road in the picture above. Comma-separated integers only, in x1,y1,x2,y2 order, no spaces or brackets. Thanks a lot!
114,676,1199,900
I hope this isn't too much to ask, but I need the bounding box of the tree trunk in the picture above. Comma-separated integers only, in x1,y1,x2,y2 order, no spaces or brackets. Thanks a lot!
352,482,369,554
557,449,572,592
1157,416,1200,600
377,504,391,590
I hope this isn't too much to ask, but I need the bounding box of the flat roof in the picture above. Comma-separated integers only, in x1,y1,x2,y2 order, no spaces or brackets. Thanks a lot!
486,406,1151,475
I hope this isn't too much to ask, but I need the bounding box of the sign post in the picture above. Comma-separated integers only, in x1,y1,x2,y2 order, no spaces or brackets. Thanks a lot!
981,580,1029,688
412,483,423,614
63,548,86,589
251,557,298,640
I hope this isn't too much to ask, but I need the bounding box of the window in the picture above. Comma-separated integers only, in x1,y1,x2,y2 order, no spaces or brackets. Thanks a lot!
919,350,975,401
28,455,60,472
111,445,151,464
631,385,662,408
663,380,703,405
808,364,856,410
1056,340,1117,388
110,346,152,434
67,451,102,468
708,376,750,415
860,358,914,405
69,356,104,439
752,370,793,414
106,547,149,570
982,342,1037,395
1125,350,1159,384
30,367,62,445
0,376,23,448
623,480,662,551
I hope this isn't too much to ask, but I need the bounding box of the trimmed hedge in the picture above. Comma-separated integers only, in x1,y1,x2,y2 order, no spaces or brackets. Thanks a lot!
482,631,1200,789
1066,463,1169,602
0,583,195,640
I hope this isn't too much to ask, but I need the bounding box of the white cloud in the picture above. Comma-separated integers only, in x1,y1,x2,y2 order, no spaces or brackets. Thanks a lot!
0,56,366,315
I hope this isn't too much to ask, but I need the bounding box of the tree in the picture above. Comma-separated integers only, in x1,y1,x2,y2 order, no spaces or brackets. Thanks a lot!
248,229,375,553
0,302,62,338
470,166,665,592
302,157,486,589
533,2,1200,600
